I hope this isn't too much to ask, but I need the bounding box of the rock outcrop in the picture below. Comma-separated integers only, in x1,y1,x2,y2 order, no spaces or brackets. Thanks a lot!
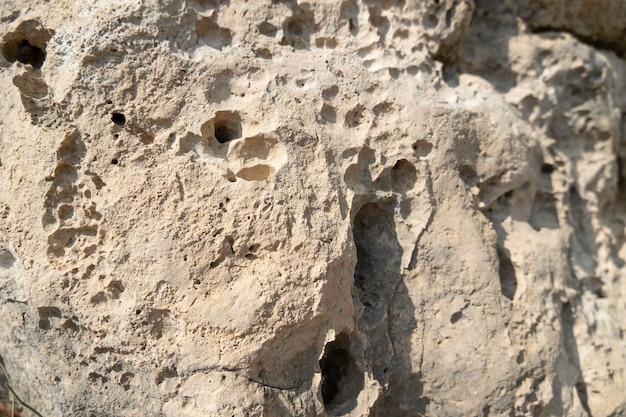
1,1,626,416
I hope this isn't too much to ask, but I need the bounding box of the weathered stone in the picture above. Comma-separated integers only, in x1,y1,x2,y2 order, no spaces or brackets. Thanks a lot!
1,1,625,416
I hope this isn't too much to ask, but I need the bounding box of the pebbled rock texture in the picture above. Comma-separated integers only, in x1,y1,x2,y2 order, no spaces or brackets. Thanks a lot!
1,0,626,416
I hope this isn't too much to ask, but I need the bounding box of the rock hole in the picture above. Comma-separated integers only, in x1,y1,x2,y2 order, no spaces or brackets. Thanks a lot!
540,163,555,174
167,132,176,147
90,292,107,305
109,362,123,372
322,85,339,100
279,5,316,49
320,104,337,123
344,146,376,194
344,104,365,127
458,164,477,185
106,280,125,299
57,204,74,221
146,308,169,339
47,227,97,258
319,333,363,413
359,292,385,329
412,139,433,158
315,37,338,48
497,245,517,301
120,372,134,391
111,158,119,165
213,111,242,143
340,0,359,36
372,101,392,116
195,14,232,50
254,47,272,59
2,38,46,68
225,171,237,182
90,174,106,190
249,244,260,252
286,17,304,36
394,28,409,39
352,201,402,382
88,372,109,384
258,21,278,37
368,7,390,37
0,248,16,269
111,112,126,126
1,20,53,69
530,192,559,230
424,13,439,29
450,311,463,324
406,65,419,76
348,19,356,33
62,318,79,333
38,306,62,330
139,132,154,145
57,129,86,164
155,367,178,385
390,159,417,193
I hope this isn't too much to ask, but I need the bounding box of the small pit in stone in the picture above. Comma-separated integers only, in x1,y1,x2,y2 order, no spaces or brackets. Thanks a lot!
0,249,16,269
390,159,417,193
497,245,517,301
258,21,278,37
540,163,555,174
57,205,74,221
319,333,363,414
450,311,463,324
213,111,242,143
111,112,126,126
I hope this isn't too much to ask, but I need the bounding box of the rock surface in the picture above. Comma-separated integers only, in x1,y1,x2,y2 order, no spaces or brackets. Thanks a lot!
1,0,626,416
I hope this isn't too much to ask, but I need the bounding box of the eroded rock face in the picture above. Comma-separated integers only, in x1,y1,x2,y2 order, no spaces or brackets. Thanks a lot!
1,1,625,416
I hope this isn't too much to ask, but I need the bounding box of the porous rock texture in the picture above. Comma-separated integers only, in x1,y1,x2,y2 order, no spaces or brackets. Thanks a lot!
1,0,626,416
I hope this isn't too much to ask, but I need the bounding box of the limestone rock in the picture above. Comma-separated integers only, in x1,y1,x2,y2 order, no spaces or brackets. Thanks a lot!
524,0,626,55
1,1,626,416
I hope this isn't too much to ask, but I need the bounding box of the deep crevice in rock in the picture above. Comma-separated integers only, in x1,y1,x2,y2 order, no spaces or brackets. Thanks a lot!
352,200,425,415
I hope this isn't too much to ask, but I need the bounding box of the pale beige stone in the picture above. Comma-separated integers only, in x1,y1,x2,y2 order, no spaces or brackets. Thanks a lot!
1,1,626,416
